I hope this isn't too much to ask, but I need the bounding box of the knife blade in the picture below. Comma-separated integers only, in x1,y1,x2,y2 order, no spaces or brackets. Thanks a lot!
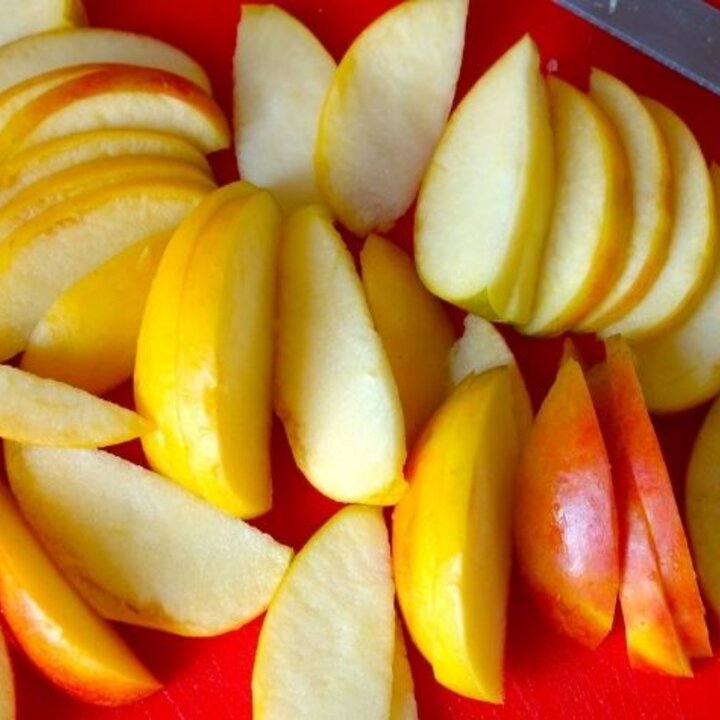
553,0,720,96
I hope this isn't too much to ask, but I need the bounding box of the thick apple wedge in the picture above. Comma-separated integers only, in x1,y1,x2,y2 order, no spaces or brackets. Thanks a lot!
390,625,418,720
275,206,406,504
0,65,229,160
515,354,618,648
0,482,159,705
360,234,455,444
0,28,210,93
416,35,553,324
522,77,631,336
0,632,13,720
0,178,209,362
393,368,521,703
601,101,716,340
252,506,394,720
234,4,336,213
23,232,170,396
316,0,468,235
576,70,672,331
0,0,86,47
6,444,293,637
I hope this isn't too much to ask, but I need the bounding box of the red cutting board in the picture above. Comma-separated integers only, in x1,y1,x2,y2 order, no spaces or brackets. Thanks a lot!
9,0,720,718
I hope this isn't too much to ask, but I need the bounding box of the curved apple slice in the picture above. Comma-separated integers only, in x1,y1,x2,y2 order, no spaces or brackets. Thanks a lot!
0,632,13,720
316,0,468,236
390,625,417,720
0,28,210,93
601,100,716,341
0,0,85,47
234,4,336,213
253,506,395,720
0,482,159,705
576,70,672,331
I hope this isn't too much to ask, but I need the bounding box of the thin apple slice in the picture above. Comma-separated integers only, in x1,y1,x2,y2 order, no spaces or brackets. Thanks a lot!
522,77,631,336
0,482,159,705
416,35,553,324
234,4,336,213
0,28,210,93
275,205,406,505
0,0,86,47
601,100,716,341
576,70,672,331
0,178,209,362
393,368,521,703
316,0,468,235
390,625,417,720
0,632,13,720
360,233,455,444
252,505,394,720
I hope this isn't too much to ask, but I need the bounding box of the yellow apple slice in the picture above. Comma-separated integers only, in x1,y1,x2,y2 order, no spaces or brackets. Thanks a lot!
0,0,86,47
416,35,554,324
275,205,406,504
390,625,418,720
0,28,210,93
0,632,13,720
0,482,159,705
0,178,209,362
601,100,716,341
5,443,293,637
136,183,281,519
316,0,468,235
23,232,170,396
360,233,455,444
253,505,394,720
234,4,336,213
393,368,521,702
522,77,631,336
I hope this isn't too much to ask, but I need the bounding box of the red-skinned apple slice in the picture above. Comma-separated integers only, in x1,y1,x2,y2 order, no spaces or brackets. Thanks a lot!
0,631,13,720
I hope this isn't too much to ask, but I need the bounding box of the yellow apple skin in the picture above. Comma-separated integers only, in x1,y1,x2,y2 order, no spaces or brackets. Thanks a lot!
393,368,520,703
0,482,159,705
360,234,455,445
0,631,14,720
0,0,86,47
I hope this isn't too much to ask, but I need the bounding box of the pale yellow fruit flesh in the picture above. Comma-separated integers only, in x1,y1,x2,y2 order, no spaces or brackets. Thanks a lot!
275,205,406,505
253,506,395,720
234,4,336,213
5,444,292,637
0,0,86,47
390,624,418,720
415,35,554,324
316,0,468,235
0,632,14,720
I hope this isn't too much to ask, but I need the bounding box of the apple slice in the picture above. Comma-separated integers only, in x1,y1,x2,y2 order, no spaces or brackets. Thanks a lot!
316,0,468,235
275,205,406,505
393,368,521,703
0,177,209,362
234,4,336,213
0,65,230,160
5,443,293,637
601,100,716,341
23,232,170,396
252,505,394,720
0,482,159,705
576,70,672,331
390,625,418,720
0,28,210,93
360,233,455,444
0,0,86,47
416,35,553,324
136,183,281,519
0,632,13,720
522,77,631,336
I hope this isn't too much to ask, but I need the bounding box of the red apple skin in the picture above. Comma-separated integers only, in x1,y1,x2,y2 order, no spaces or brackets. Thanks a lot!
588,336,710,660
514,356,619,649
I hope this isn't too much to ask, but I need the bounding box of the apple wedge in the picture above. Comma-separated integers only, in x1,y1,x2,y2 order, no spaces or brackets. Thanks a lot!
416,35,553,324
576,69,672,331
393,368,521,703
252,505,395,720
0,177,210,362
23,232,170,396
0,65,230,160
234,4,336,213
522,77,631,336
390,625,418,720
136,182,281,519
601,100,716,340
5,443,293,637
360,233,455,444
0,482,159,705
316,0,468,235
0,632,13,720
275,205,406,505
0,28,210,93
0,0,86,47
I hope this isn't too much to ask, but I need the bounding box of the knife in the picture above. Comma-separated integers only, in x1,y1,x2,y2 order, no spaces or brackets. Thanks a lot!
553,0,720,96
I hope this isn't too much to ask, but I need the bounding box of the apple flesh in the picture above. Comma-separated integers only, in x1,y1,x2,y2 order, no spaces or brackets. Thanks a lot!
0,0,86,47
390,624,417,720
0,631,14,720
